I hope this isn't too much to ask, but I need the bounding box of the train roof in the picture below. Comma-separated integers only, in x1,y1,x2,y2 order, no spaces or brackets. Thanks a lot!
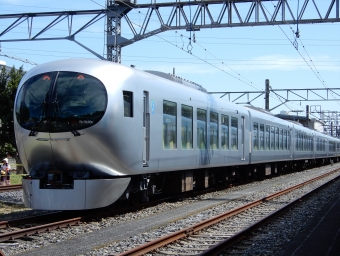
145,70,207,93
23,59,208,94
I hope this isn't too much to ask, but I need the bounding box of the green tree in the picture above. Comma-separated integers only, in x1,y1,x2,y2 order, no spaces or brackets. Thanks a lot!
0,65,25,155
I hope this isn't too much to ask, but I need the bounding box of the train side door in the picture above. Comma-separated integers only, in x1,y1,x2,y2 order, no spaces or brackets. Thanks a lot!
241,116,246,161
290,128,293,158
143,91,150,166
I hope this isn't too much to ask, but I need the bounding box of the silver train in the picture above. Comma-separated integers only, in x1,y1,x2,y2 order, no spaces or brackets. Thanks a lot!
14,59,340,210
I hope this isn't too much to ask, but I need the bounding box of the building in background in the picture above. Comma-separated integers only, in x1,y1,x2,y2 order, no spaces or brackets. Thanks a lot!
275,110,326,134
0,60,12,73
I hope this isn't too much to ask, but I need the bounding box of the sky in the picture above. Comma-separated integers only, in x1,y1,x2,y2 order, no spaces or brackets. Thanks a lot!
0,0,339,120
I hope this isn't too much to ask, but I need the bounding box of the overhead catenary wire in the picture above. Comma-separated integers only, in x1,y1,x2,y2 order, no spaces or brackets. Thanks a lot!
1,46,339,66
262,0,340,129
90,0,259,90
0,43,38,65
265,1,340,107
1,1,337,114
91,0,320,112
93,0,292,108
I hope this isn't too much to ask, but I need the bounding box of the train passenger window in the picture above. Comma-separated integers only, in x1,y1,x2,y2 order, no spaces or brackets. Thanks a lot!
231,117,238,150
123,91,133,117
265,125,270,150
282,130,287,150
253,122,258,150
296,133,299,151
288,130,291,150
320,138,322,151
279,129,283,150
275,127,279,150
260,124,264,150
221,114,229,150
323,139,326,151
181,105,193,149
163,100,177,149
270,126,275,150
299,133,302,151
197,109,207,149
332,141,336,152
210,112,219,149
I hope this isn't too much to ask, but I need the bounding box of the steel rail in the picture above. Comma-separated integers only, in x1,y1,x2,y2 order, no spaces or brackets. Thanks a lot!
0,217,83,242
0,184,22,192
0,212,64,229
199,171,340,256
115,167,340,256
0,182,230,241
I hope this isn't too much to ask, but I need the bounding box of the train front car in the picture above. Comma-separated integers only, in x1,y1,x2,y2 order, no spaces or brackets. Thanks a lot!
14,59,132,210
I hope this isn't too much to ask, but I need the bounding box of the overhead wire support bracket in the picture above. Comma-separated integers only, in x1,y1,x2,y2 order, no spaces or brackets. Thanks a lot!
0,0,339,62
209,87,340,112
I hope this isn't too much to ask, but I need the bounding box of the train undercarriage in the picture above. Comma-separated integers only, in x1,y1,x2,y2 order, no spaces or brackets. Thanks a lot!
123,157,339,205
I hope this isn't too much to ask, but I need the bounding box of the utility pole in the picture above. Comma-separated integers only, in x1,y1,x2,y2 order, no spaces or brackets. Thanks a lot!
265,79,270,111
306,105,309,128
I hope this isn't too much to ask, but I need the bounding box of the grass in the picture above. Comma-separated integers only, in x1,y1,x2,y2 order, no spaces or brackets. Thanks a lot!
9,174,25,185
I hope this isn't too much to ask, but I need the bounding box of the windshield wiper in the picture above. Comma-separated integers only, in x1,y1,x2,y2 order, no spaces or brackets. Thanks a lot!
29,101,47,136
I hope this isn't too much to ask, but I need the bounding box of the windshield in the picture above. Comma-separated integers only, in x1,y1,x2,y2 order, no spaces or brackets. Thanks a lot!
16,71,107,133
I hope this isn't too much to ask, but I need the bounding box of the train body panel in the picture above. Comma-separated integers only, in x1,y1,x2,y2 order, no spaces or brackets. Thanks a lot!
14,59,340,210
22,178,131,210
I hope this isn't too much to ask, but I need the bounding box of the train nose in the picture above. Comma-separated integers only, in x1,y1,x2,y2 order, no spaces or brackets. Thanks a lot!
22,176,131,210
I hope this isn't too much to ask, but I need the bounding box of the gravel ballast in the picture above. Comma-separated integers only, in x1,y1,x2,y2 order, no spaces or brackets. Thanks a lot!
0,163,339,256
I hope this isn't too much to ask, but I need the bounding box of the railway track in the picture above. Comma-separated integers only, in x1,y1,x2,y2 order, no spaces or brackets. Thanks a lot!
114,167,340,256
0,165,338,255
0,185,22,192
0,182,233,243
